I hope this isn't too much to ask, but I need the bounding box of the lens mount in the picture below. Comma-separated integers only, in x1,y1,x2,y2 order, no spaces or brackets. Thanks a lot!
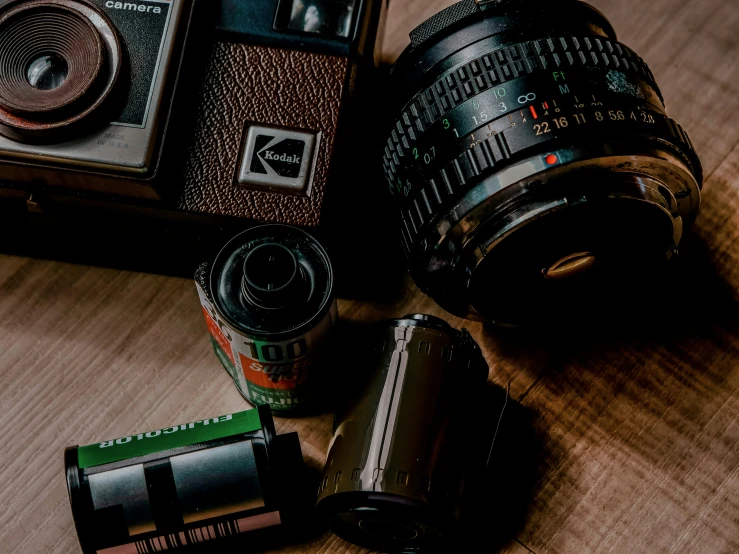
417,145,698,324
383,0,703,324
0,0,122,139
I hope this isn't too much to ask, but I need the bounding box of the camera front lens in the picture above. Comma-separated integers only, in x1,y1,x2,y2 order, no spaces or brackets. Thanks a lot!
0,5,103,114
0,0,122,139
383,0,703,325
26,54,69,91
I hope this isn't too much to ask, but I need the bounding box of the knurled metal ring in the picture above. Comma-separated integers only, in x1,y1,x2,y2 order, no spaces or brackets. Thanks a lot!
383,35,659,176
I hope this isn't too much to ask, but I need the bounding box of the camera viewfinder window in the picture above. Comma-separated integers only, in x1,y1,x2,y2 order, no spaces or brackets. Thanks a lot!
275,0,358,38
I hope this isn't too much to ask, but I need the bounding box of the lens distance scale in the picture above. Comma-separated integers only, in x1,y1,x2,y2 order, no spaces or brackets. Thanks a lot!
384,35,660,176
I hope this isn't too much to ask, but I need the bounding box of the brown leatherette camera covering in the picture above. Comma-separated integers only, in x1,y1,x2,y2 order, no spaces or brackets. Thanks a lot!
177,42,350,227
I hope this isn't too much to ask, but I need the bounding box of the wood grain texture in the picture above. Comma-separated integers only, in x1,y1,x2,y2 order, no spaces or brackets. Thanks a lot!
1,1,738,553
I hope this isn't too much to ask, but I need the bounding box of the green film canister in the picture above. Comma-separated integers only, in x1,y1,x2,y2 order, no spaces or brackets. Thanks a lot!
65,405,304,553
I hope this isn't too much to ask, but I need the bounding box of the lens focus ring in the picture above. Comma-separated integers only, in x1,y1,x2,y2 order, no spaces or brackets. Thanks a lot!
383,35,658,180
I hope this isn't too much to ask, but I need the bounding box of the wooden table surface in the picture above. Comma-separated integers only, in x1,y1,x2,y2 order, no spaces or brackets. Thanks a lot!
2,1,739,553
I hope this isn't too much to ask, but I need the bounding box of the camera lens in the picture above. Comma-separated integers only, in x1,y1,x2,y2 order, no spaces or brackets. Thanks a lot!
26,54,69,91
383,0,703,325
0,0,122,139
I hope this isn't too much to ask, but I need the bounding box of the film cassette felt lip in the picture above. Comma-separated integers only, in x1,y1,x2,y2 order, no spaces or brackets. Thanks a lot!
65,404,307,554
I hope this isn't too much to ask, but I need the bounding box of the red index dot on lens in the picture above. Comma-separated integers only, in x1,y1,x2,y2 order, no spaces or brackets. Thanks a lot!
545,154,558,165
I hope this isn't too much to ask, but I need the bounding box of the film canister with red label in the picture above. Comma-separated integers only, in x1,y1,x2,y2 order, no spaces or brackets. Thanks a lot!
196,224,337,416
65,405,305,553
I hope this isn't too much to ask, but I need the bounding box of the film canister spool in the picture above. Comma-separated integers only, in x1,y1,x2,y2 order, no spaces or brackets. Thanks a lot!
316,314,490,552
65,405,305,553
195,224,337,415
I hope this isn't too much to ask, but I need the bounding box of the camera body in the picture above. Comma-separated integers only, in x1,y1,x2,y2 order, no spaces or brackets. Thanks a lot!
0,0,387,229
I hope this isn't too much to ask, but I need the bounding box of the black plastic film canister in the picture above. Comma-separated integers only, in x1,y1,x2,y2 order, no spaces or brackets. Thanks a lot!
65,405,304,553
316,314,490,552
196,225,336,416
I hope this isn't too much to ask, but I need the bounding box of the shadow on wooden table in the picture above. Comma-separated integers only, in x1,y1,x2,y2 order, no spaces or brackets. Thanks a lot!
459,385,546,553
482,232,738,356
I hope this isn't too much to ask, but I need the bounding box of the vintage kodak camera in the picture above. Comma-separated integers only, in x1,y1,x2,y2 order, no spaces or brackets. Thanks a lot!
0,0,387,231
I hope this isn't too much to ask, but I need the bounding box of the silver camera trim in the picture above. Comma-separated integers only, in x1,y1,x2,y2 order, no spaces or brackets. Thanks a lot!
0,0,183,176
236,124,319,197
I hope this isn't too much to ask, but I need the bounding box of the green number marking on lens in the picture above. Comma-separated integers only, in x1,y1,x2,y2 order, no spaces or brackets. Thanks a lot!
492,86,507,98
413,147,419,160
443,119,450,130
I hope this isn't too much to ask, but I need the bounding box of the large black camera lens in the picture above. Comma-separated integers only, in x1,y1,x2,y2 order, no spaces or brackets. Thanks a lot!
383,0,703,325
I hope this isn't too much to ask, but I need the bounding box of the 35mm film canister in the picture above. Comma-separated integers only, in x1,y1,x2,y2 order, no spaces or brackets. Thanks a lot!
65,405,304,554
196,225,337,415
316,314,489,552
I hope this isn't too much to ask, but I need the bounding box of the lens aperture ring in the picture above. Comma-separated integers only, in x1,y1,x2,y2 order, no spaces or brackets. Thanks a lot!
383,35,659,180
397,108,699,252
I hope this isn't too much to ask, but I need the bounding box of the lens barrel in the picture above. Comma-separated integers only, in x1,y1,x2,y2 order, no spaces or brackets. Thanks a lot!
316,314,489,551
383,0,703,325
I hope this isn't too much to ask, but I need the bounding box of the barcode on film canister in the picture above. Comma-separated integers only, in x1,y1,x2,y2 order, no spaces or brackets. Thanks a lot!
97,512,281,553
